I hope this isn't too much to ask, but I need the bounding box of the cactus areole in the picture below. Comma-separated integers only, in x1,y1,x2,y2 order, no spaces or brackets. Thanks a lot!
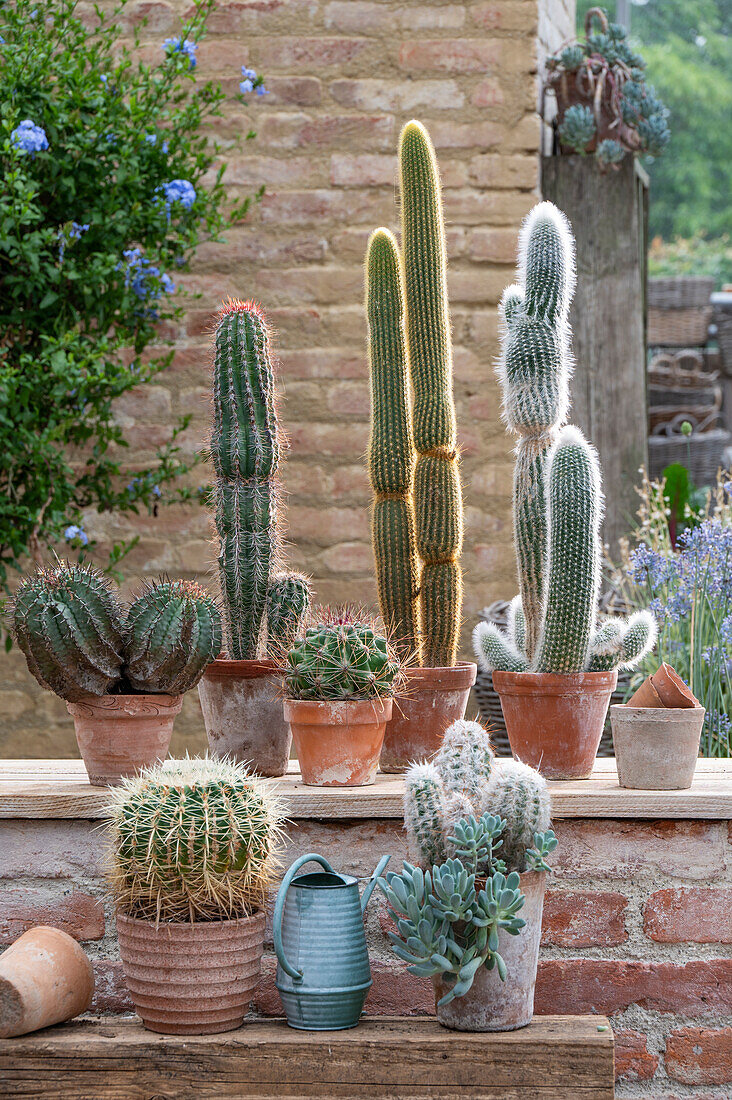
472,202,656,778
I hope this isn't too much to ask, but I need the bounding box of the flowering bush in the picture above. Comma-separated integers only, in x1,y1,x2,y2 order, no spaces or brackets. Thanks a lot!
0,0,265,604
613,471,732,756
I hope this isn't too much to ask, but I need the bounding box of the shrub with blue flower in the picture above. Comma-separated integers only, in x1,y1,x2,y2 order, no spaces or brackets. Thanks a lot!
240,65,268,96
64,524,89,547
160,179,196,210
163,37,197,69
11,119,49,155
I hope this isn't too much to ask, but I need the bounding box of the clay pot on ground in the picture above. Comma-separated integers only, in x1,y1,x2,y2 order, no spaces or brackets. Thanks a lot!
379,663,477,773
610,704,705,790
198,659,291,778
492,669,618,780
0,926,94,1038
434,871,546,1032
67,693,181,786
116,910,265,1035
283,697,393,786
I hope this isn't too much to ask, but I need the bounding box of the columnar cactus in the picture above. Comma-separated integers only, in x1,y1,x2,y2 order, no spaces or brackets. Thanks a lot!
12,562,125,700
473,202,656,676
285,619,402,701
481,760,551,874
211,299,281,661
404,761,449,869
125,579,222,694
366,120,463,668
108,757,284,922
266,573,311,654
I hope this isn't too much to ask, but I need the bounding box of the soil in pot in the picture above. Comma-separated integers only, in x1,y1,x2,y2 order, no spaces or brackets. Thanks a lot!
492,669,617,780
116,910,265,1035
380,663,477,773
198,658,291,778
433,871,546,1032
284,697,392,786
0,926,94,1038
611,704,705,790
67,693,181,786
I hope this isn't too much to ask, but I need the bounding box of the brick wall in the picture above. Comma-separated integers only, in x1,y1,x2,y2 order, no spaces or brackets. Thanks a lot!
1,811,730,1097
0,0,577,758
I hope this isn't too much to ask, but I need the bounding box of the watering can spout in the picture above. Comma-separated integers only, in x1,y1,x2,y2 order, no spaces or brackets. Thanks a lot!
361,855,391,915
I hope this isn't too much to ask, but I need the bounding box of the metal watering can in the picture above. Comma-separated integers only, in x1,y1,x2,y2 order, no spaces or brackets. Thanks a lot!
274,852,390,1030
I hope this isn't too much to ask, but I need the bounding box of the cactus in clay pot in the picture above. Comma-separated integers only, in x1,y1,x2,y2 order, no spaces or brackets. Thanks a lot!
366,121,463,668
125,579,222,694
12,561,125,700
285,618,402,701
472,202,656,676
108,756,284,922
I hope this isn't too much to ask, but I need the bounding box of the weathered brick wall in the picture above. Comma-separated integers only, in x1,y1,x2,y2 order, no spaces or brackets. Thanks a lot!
1,0,577,758
1,812,730,1096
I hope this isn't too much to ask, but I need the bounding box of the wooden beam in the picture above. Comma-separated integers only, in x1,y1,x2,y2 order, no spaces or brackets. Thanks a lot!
0,758,730,820
0,1016,614,1099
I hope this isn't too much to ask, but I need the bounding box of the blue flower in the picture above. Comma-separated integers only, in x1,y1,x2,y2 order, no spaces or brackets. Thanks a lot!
64,525,89,547
100,74,108,84
57,221,89,263
159,179,196,210
256,84,269,96
239,78,254,94
11,119,49,155
240,65,268,96
163,37,197,69
145,133,169,153
118,249,175,315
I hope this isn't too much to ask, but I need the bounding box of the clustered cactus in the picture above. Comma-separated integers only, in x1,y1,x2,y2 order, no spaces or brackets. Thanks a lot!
108,756,284,922
285,617,402,701
12,562,221,700
379,719,557,1003
366,121,463,668
472,202,657,675
211,299,311,661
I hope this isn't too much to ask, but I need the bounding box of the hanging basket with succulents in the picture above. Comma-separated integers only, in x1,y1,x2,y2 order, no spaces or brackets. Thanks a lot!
545,7,669,168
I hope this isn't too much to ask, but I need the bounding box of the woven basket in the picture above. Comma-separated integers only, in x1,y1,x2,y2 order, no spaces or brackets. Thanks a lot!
648,387,720,411
648,412,731,483
648,277,715,311
648,307,713,348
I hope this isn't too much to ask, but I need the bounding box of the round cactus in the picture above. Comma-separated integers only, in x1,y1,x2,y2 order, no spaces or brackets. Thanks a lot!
125,579,222,694
108,757,284,922
284,619,401,701
12,561,125,700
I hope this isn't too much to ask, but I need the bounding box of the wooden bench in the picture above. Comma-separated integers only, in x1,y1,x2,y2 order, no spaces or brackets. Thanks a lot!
0,1015,614,1098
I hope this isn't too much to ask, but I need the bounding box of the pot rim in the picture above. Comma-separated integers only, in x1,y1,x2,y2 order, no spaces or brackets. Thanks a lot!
283,696,393,721
611,703,706,718
66,692,183,713
399,661,477,689
203,657,280,681
491,669,618,695
116,909,265,932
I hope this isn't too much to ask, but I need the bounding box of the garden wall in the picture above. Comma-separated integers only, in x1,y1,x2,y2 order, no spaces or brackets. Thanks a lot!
0,0,574,758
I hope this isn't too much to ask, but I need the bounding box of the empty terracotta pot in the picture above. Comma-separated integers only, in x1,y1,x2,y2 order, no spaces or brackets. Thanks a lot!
611,704,705,790
434,871,545,1031
284,697,392,786
380,663,477,773
0,926,94,1038
649,663,700,709
67,693,181,786
198,659,292,777
116,910,265,1035
492,669,618,780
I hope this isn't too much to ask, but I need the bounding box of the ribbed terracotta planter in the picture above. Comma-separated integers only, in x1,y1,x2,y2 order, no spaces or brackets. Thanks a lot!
611,704,705,790
67,694,181,786
434,871,546,1032
116,910,265,1035
492,670,617,780
0,926,94,1038
380,663,477,773
284,697,392,786
198,658,291,777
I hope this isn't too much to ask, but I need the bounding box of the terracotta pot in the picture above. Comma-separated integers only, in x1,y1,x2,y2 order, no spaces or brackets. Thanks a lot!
434,871,545,1032
67,693,181,786
611,704,705,790
380,663,477,773
0,926,94,1038
650,663,700,709
492,669,618,780
116,910,265,1035
198,659,291,777
627,676,664,708
283,697,392,786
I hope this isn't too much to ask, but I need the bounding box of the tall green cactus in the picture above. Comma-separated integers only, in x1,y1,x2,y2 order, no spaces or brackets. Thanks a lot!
12,562,125,700
366,121,463,668
211,300,281,661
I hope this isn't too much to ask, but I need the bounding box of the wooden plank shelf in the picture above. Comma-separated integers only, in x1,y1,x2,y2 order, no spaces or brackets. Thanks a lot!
0,1015,614,1099
0,757,730,820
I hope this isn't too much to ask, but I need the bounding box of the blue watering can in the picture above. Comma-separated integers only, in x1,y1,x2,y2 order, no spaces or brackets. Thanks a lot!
274,852,390,1030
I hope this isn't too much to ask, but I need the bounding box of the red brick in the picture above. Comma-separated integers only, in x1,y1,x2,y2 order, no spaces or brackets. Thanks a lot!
289,506,369,543
552,820,728,882
259,188,385,226
224,155,324,188
329,79,463,112
321,542,372,574
256,267,363,306
263,76,322,107
541,891,628,948
0,821,106,879
260,113,394,151
330,154,466,189
0,890,105,944
399,39,501,73
91,961,134,1014
197,0,318,36
644,887,732,944
471,1,538,34
118,1,175,34
666,1027,732,1085
472,77,504,107
279,348,364,381
468,227,520,263
534,959,732,1017
614,1029,659,1081
257,37,370,69
323,0,395,35
470,153,538,190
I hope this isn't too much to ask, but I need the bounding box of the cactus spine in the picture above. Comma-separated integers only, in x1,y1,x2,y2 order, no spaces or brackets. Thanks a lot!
266,573,311,654
366,121,463,668
481,759,551,873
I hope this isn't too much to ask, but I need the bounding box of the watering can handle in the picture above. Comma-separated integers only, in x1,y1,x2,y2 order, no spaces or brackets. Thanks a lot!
360,854,391,915
273,853,336,982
